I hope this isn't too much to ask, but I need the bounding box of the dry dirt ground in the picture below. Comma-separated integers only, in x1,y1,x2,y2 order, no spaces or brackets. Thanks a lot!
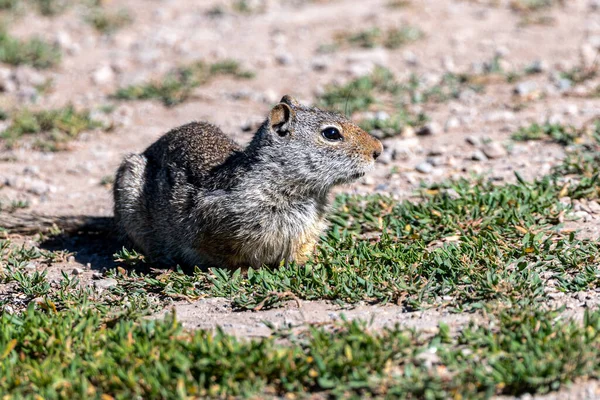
1,0,600,398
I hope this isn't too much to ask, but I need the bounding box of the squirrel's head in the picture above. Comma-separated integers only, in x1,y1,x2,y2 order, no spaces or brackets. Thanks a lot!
253,95,383,190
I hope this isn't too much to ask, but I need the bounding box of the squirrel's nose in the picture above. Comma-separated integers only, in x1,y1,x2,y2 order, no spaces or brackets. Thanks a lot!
373,149,381,160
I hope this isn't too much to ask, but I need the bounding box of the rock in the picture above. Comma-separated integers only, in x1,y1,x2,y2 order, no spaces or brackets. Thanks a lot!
92,272,103,280
28,180,55,196
377,150,393,164
94,278,118,290
67,255,76,263
580,43,598,67
445,117,460,131
514,81,538,97
275,52,293,66
564,104,578,116
14,67,46,87
590,0,600,10
23,165,40,176
573,210,590,222
525,60,547,74
55,31,80,55
384,137,420,160
471,150,488,161
0,66,14,92
92,65,115,86
495,45,510,57
484,111,515,123
375,111,389,121
482,142,507,159
311,57,329,71
417,122,441,136
442,55,456,72
427,146,445,156
415,161,434,174
426,156,444,167
72,267,84,276
556,78,572,92
25,262,37,271
403,50,418,66
402,126,416,138
465,135,480,146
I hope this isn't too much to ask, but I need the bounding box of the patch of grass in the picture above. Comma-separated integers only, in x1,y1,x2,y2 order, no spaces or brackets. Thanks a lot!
0,0,68,15
232,0,265,14
387,0,411,7
317,67,490,115
335,26,423,50
1,296,599,398
510,0,561,12
33,0,68,16
1,105,107,150
0,0,18,10
403,72,485,104
0,30,61,68
512,122,582,145
114,60,255,106
0,199,28,213
317,66,399,114
359,110,428,138
85,7,132,34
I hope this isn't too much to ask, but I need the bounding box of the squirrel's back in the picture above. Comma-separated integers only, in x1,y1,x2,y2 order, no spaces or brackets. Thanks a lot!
143,121,243,184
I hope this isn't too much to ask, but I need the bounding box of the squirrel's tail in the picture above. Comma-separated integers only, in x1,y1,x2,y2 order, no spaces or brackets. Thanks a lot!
0,213,114,235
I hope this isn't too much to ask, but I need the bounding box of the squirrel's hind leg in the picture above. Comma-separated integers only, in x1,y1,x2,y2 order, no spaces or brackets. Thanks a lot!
113,153,152,256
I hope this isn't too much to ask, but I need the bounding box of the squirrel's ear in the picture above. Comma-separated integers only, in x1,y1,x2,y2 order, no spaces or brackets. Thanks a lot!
280,95,300,108
269,102,294,137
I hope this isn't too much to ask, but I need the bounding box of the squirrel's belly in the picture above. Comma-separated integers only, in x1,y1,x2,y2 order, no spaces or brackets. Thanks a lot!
230,211,327,268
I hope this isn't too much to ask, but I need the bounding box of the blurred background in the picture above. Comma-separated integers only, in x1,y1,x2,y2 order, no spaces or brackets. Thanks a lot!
0,0,599,221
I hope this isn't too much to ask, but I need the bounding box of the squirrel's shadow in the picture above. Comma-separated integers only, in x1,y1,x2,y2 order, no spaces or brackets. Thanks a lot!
39,219,198,274
39,221,120,272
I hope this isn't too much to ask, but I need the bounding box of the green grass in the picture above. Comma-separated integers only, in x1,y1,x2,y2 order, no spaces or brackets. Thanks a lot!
337,26,424,50
510,0,561,12
1,105,108,150
0,199,28,213
0,0,68,15
114,59,255,107
85,7,132,34
0,280,599,398
0,30,61,68
512,121,600,146
317,66,398,114
316,67,483,120
359,110,429,138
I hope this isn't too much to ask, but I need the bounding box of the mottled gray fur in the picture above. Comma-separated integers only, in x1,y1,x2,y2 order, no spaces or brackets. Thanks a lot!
113,95,382,269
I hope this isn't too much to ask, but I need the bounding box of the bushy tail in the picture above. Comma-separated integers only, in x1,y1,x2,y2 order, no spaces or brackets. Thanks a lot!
0,213,113,235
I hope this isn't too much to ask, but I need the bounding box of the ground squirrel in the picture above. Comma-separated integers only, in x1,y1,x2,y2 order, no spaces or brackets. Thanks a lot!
113,95,382,269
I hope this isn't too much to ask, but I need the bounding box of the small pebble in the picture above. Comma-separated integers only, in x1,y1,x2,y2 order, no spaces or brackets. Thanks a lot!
417,122,442,136
72,267,84,276
415,161,434,174
94,278,118,290
465,136,480,146
471,150,488,161
482,142,507,159
514,81,538,97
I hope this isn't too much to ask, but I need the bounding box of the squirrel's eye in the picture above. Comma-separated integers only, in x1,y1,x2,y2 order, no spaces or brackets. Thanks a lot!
321,127,342,141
